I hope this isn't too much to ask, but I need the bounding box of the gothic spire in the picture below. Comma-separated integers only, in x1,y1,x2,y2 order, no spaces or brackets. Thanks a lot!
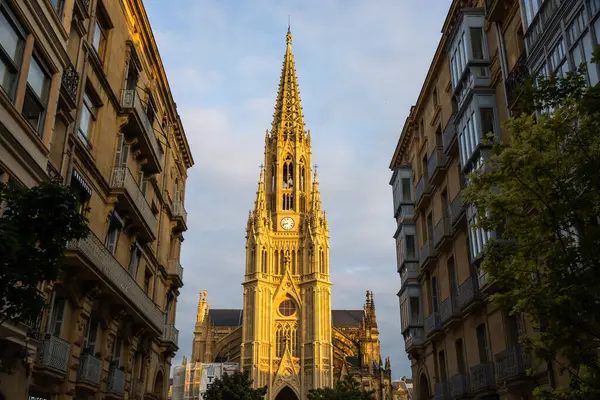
271,28,306,140
310,169,322,212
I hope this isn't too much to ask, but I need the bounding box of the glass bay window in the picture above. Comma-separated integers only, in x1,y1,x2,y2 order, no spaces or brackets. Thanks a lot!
391,167,414,218
457,94,497,171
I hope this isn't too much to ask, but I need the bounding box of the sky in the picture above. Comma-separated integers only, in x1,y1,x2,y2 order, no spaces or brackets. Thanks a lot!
144,0,451,379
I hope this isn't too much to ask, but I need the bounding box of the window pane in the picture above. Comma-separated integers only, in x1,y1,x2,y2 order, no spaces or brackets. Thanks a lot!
28,57,48,100
93,21,102,52
401,178,411,201
480,108,495,137
406,235,416,259
22,88,45,133
0,10,22,61
470,28,484,60
583,32,599,86
79,105,91,138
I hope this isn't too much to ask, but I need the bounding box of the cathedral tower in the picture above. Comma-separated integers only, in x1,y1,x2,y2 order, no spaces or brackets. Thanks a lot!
242,28,333,399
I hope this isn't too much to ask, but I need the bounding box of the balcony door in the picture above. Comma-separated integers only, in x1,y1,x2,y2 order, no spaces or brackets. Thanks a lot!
125,60,139,91
476,323,489,363
431,276,440,314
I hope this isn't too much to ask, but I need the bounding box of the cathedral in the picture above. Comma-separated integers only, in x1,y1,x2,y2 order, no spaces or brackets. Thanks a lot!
191,29,393,400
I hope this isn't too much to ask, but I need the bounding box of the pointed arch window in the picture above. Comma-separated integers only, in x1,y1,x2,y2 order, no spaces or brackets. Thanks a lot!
282,193,294,210
282,155,294,188
299,161,306,192
261,248,268,273
250,247,256,274
319,247,325,274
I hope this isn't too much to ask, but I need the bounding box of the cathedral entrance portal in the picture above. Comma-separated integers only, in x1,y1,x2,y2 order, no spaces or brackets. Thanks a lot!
274,386,299,400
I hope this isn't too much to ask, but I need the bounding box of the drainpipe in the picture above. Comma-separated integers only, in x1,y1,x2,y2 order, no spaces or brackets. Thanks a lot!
495,21,511,118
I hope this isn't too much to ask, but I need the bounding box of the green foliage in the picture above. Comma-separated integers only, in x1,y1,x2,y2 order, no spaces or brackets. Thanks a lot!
0,181,89,371
307,375,375,400
202,370,267,400
463,53,600,399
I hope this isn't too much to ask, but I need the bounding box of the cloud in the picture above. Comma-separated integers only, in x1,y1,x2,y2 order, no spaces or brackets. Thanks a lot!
145,0,451,379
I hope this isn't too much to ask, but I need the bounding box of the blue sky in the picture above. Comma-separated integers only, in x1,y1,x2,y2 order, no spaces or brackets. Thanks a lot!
144,0,451,379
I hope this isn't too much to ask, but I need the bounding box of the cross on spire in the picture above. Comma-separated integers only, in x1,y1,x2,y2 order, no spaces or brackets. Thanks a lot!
259,164,264,173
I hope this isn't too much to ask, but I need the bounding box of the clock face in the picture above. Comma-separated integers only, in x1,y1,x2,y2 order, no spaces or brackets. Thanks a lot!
280,217,295,230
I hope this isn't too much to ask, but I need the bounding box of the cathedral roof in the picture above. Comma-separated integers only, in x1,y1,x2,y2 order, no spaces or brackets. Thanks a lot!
206,309,364,328
331,310,364,328
207,309,243,327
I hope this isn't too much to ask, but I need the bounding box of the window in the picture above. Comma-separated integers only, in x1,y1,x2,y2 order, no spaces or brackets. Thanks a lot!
92,16,107,59
49,297,66,337
448,261,458,297
144,270,152,294
279,299,296,316
522,0,543,26
112,336,122,366
455,339,466,374
476,324,489,363
470,28,485,60
438,351,447,381
70,170,92,214
570,28,599,86
409,297,420,323
83,317,99,354
401,178,411,201
282,155,294,188
146,94,157,127
261,248,267,273
480,108,495,137
128,242,142,279
105,211,123,255
78,91,96,147
50,0,65,16
406,235,416,260
431,276,439,313
0,5,25,98
125,60,139,91
22,56,51,134
467,206,492,259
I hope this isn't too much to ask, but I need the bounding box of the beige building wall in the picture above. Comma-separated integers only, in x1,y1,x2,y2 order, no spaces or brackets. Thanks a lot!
389,1,556,400
0,1,193,399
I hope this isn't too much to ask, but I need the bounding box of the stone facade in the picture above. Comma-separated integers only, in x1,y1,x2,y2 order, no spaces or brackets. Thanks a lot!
0,0,193,399
190,30,392,400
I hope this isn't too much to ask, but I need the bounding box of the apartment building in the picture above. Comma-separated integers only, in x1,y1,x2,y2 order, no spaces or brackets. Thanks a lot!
0,0,193,399
388,1,547,399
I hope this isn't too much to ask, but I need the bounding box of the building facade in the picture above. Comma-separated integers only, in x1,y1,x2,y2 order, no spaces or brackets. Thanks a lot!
389,1,548,399
0,0,193,399
190,30,393,400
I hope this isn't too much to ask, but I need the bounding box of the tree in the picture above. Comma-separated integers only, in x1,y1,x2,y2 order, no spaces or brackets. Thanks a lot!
0,181,89,371
307,375,375,400
463,51,600,400
202,370,267,400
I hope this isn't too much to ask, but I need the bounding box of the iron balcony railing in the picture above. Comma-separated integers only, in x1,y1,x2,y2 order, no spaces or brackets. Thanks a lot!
39,334,70,374
167,259,184,282
440,295,460,324
427,147,447,181
107,366,126,395
495,345,530,382
443,115,457,155
433,217,451,248
459,275,480,310
110,166,157,237
162,324,179,346
434,381,451,400
78,353,102,386
425,312,441,337
505,51,529,108
61,64,79,105
470,362,495,392
419,240,434,269
404,327,425,350
67,232,165,331
120,89,163,164
450,191,466,226
450,374,470,398
415,176,431,205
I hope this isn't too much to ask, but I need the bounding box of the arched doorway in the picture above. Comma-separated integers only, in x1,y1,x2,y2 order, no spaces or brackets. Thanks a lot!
153,370,164,399
419,373,430,400
274,386,298,400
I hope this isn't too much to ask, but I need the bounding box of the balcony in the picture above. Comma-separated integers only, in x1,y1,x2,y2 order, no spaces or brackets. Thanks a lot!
172,201,188,232
440,295,460,327
524,0,562,53
38,334,70,375
470,362,495,393
107,366,126,395
415,175,432,212
425,312,442,339
443,115,457,156
434,382,450,400
77,353,102,386
427,147,447,186
419,240,435,273
66,232,165,334
505,51,529,110
485,0,515,22
399,261,419,286
120,89,163,173
450,191,466,228
59,64,79,110
397,204,415,225
433,217,451,250
495,345,530,382
161,324,179,348
167,259,184,287
110,166,157,241
450,374,470,399
458,275,482,313
404,327,425,353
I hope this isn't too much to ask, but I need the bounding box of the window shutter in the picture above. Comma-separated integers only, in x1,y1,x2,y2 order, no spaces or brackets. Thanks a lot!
106,222,119,255
121,144,130,167
115,134,124,166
